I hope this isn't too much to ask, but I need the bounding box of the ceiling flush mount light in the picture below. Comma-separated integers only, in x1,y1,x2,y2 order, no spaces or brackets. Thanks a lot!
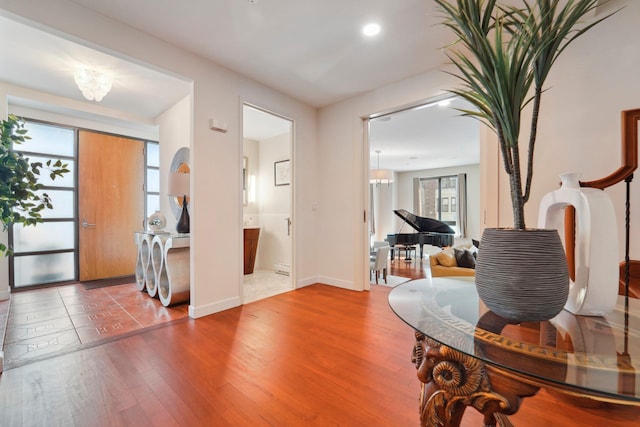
73,68,112,102
370,150,394,186
362,23,381,37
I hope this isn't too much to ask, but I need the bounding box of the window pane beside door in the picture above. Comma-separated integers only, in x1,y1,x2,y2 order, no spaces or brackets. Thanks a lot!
10,119,77,289
14,252,75,287
12,221,75,252
33,189,75,218
22,122,75,157
147,142,160,167
147,194,160,217
146,168,160,192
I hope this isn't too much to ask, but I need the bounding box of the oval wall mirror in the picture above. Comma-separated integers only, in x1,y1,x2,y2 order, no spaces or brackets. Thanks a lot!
169,147,190,220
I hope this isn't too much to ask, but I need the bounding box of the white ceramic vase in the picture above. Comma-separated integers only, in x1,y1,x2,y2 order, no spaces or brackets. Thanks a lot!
538,173,619,316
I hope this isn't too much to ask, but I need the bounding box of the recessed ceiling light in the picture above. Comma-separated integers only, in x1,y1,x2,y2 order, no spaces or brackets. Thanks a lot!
362,23,381,37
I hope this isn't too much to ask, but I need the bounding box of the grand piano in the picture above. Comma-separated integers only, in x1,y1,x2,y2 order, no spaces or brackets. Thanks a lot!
385,209,455,259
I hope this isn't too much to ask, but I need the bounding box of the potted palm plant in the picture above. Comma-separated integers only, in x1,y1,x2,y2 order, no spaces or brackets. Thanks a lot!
435,0,616,320
1,114,69,255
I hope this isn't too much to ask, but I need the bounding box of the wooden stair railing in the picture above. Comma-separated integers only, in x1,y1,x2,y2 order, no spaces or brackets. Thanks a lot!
564,108,639,296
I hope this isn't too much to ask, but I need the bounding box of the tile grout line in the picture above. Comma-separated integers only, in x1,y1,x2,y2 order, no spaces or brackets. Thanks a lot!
57,287,83,344
105,289,145,328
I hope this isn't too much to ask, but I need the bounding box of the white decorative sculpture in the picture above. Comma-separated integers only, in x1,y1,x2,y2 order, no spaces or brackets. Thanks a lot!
538,173,619,316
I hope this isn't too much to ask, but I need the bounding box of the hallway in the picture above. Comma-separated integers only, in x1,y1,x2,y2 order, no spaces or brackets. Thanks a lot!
1,271,294,370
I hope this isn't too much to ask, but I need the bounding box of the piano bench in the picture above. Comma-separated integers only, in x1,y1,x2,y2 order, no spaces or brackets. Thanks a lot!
394,245,417,261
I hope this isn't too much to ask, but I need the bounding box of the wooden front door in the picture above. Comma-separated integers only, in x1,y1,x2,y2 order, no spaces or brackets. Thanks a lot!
78,131,145,281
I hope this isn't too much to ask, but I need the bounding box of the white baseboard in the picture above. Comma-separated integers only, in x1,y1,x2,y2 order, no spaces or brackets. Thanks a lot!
295,276,319,288
0,289,10,301
188,296,242,319
316,275,355,290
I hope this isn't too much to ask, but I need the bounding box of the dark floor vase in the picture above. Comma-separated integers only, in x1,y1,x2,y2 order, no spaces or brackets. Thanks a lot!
475,228,569,322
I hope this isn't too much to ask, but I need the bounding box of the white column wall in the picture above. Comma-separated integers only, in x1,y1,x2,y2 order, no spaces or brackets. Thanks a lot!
156,95,191,233
0,0,318,317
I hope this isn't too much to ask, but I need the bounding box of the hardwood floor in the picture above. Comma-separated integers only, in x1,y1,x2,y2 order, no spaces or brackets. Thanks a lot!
388,255,430,280
1,280,639,426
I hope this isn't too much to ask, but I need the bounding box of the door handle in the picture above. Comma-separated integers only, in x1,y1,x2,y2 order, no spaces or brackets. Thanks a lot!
285,217,291,236
82,218,96,228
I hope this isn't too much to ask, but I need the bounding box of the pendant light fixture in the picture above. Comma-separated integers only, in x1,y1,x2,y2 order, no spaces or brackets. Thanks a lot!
370,150,394,186
73,68,112,102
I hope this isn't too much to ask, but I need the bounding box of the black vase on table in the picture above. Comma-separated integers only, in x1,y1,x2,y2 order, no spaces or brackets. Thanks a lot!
176,195,190,234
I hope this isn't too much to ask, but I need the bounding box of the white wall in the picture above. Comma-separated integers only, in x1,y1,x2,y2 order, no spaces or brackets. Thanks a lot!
0,0,318,317
156,95,191,233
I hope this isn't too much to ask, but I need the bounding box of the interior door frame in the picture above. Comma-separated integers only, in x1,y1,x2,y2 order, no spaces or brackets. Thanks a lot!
240,100,295,299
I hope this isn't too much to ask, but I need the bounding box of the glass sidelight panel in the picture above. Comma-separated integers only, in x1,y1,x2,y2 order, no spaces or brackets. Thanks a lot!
34,189,74,218
147,142,160,167
147,168,159,192
147,194,160,216
21,122,74,157
14,252,75,287
12,221,75,252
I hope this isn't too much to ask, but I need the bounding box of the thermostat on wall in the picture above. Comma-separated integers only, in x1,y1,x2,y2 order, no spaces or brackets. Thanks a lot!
209,118,228,133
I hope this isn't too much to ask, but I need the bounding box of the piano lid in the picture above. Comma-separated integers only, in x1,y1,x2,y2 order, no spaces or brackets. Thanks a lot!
393,209,455,234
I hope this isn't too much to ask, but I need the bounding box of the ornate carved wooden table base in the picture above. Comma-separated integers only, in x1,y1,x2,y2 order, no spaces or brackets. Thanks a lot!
411,331,539,427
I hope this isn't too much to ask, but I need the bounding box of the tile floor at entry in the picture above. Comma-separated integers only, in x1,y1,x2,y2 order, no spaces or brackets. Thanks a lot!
1,282,189,370
1,271,292,370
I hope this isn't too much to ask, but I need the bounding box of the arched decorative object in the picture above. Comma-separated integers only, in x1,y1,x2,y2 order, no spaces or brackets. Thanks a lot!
169,147,190,220
564,108,639,298
539,173,618,316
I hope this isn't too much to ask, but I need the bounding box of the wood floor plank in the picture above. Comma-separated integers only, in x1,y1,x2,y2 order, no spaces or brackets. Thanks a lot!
1,283,639,426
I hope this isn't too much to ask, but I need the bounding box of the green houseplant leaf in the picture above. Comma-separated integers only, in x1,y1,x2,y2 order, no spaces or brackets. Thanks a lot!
434,0,617,229
0,114,70,255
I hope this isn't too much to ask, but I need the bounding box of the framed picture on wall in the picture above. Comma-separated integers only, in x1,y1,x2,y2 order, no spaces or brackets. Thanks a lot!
274,159,290,186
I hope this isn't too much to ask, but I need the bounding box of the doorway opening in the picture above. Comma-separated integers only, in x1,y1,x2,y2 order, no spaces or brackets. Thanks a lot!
365,96,481,284
242,104,294,303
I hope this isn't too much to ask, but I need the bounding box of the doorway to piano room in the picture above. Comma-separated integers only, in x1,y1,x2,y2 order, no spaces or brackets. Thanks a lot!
241,104,294,304
366,96,481,284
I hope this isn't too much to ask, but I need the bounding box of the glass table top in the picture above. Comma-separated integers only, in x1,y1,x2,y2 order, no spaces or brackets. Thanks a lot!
388,277,640,404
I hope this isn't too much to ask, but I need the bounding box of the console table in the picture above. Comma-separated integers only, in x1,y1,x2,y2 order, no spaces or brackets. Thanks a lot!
134,231,190,306
388,277,640,426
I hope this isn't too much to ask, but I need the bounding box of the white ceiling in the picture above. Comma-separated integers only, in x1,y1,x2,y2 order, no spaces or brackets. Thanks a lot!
67,0,451,108
0,1,479,171
370,97,480,172
0,14,191,121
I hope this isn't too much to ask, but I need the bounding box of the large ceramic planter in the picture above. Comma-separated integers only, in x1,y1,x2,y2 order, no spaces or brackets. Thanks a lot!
475,228,569,322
